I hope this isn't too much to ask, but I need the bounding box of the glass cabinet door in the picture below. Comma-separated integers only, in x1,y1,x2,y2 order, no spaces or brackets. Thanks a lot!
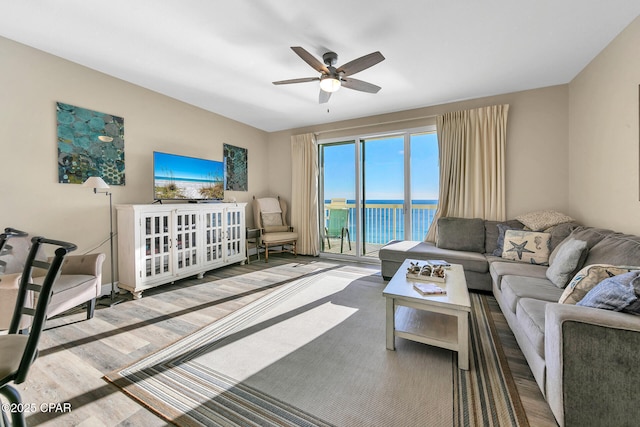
226,208,242,258
173,211,199,273
203,209,224,265
142,212,172,280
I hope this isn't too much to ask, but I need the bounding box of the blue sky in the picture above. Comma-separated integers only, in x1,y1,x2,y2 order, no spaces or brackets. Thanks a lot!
322,132,439,201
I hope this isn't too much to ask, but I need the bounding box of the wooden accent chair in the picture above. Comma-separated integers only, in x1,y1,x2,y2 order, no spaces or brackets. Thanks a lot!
252,196,298,262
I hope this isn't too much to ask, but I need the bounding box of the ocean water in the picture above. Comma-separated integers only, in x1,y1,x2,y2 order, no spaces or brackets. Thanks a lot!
324,199,438,243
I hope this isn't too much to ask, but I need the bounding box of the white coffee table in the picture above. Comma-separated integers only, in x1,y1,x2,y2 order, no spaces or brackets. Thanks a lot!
383,259,471,370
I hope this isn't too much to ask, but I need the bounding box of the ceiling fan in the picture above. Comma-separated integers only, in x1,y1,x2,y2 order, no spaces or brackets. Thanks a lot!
273,46,385,104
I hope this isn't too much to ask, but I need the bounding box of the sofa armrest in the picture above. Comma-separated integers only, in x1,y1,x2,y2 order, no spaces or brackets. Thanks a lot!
545,303,640,427
58,253,105,277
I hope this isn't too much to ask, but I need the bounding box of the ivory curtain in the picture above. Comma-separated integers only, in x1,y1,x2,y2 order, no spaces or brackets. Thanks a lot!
425,105,509,242
290,133,320,255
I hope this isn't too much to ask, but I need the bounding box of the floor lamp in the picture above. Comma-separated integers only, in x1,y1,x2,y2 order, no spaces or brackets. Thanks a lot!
83,177,125,307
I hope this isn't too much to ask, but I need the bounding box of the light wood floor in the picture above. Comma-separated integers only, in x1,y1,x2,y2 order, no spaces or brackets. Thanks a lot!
6,255,557,426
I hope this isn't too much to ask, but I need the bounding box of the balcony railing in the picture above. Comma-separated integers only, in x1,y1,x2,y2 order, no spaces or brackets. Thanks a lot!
323,201,438,245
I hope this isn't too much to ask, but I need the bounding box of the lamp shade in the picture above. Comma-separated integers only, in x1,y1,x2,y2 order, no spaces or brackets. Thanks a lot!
320,76,341,93
82,177,110,189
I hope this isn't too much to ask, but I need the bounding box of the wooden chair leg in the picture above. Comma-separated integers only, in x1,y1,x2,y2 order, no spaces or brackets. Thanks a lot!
86,297,96,319
264,243,269,263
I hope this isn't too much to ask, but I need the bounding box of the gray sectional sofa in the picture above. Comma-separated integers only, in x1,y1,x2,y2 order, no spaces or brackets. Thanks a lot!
379,217,640,427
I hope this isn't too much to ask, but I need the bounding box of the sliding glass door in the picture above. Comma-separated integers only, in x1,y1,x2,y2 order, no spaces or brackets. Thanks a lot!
319,127,438,260
361,135,405,257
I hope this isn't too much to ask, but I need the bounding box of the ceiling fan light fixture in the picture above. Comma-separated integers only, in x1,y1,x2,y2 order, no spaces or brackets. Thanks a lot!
320,76,341,93
273,47,384,102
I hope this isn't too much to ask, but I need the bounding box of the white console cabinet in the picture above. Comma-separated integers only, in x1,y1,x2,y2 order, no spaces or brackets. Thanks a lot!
116,203,246,299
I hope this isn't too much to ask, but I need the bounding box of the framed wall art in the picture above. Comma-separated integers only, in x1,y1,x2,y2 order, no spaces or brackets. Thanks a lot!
223,143,248,191
57,102,125,185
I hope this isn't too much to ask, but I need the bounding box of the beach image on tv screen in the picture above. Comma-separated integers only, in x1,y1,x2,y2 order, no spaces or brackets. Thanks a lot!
154,152,224,200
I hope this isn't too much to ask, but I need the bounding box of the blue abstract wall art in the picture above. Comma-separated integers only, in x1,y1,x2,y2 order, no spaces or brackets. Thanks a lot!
57,102,125,185
223,144,248,191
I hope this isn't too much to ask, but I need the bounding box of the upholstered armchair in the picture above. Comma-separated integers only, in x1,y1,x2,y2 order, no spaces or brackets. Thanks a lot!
252,196,298,262
0,228,105,331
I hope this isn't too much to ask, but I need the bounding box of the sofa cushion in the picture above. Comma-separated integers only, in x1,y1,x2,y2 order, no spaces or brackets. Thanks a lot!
546,238,589,288
489,260,548,290
501,230,551,265
379,240,489,273
546,221,581,252
577,271,640,314
515,210,575,231
583,232,640,267
484,219,524,254
436,217,485,253
562,226,616,252
559,264,639,304
516,298,548,358
501,275,563,314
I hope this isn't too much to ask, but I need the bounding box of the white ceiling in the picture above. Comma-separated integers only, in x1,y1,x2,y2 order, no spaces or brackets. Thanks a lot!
1,1,639,132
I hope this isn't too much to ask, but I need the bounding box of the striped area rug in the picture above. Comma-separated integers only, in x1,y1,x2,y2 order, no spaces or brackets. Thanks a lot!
455,294,528,427
105,265,527,426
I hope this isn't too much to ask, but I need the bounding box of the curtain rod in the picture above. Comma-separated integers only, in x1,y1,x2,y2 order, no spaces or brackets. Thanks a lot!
314,114,438,136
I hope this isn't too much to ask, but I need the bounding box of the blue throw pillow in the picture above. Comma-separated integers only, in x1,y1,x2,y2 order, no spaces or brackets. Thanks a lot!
492,223,518,256
577,270,640,314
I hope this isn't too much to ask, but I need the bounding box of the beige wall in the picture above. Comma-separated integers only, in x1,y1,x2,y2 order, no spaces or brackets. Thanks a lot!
0,37,269,284
268,85,570,220
568,15,640,234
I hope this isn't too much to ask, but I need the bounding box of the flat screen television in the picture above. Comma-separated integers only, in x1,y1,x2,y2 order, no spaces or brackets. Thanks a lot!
153,151,224,201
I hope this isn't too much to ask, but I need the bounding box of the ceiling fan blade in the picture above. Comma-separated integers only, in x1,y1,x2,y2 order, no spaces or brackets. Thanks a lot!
341,77,381,94
337,51,385,76
319,89,331,104
272,77,320,85
291,46,329,74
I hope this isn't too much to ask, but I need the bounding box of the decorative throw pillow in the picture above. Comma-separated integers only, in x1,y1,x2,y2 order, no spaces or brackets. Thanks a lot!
545,238,589,288
559,264,639,304
484,220,524,254
501,230,551,265
492,223,519,256
577,271,640,315
515,210,575,232
261,212,283,227
263,225,290,233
